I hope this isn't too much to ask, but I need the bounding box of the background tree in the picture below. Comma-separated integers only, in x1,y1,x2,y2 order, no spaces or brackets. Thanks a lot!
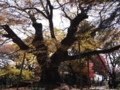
92,54,108,77
105,50,120,88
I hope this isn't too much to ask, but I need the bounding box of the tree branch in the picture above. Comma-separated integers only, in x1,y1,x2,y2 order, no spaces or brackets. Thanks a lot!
50,10,88,65
46,0,56,39
32,23,43,44
31,23,48,66
2,25,29,50
66,45,120,60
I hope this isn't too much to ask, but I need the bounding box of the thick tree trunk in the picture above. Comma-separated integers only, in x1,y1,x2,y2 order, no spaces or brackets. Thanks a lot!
31,23,64,88
40,67,63,84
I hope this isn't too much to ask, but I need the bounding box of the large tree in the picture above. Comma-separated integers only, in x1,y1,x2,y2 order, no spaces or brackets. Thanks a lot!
0,0,119,89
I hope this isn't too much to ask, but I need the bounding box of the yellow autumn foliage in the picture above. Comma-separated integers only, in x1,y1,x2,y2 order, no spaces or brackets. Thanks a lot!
64,59,88,75
0,68,34,80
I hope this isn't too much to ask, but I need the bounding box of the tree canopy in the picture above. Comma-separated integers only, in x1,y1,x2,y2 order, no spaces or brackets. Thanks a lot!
0,0,119,89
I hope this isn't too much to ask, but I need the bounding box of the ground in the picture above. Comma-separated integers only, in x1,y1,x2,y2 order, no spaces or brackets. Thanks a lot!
0,86,108,90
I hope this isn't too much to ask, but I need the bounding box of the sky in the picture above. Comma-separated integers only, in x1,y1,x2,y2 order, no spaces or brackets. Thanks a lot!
0,57,15,69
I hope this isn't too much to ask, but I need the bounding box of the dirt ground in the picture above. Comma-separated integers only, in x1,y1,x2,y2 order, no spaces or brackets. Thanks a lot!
0,87,31,90
0,87,81,90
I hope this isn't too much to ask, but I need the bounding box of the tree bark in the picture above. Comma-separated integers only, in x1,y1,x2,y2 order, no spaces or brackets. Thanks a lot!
66,45,120,61
31,23,64,86
50,12,88,66
2,25,29,50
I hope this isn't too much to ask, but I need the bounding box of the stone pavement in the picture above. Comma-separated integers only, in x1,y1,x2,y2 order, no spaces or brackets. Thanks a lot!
90,86,117,90
90,86,107,89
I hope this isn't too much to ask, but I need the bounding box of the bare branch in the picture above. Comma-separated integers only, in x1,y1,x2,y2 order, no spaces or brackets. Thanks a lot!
0,39,10,46
56,0,72,21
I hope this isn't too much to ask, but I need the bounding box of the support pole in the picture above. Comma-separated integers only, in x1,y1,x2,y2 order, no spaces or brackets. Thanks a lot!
78,41,82,90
